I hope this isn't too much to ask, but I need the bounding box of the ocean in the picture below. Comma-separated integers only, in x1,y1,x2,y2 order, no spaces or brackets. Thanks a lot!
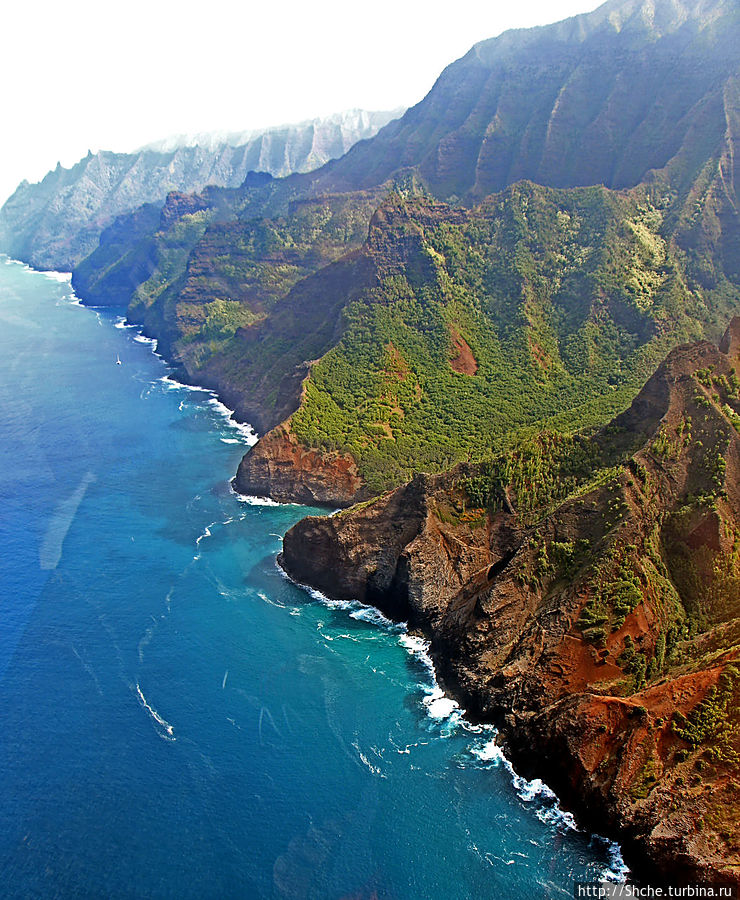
0,257,625,898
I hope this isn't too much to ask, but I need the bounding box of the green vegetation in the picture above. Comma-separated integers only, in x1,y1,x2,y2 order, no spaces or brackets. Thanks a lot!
180,300,260,366
671,665,740,765
651,417,692,460
631,754,660,800
178,192,383,319
463,431,600,522
578,560,646,651
70,156,738,500
287,186,723,492
131,210,213,311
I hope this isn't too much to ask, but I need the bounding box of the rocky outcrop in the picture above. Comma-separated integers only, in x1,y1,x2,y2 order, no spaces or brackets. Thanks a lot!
280,323,740,884
234,423,370,507
720,315,740,357
281,469,504,610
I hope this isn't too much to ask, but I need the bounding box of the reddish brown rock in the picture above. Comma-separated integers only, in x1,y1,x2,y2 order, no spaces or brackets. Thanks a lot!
234,422,370,507
449,327,478,375
159,190,212,229
280,330,740,885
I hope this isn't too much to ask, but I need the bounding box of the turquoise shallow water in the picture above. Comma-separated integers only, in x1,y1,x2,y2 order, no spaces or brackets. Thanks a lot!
0,258,624,898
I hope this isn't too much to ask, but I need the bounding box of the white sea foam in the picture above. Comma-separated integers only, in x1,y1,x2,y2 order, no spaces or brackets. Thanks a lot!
352,740,384,777
535,806,578,830
195,523,213,548
6,259,34,274
312,592,404,633
600,840,630,883
133,334,158,346
398,634,467,730
192,520,219,560
520,778,557,803
422,688,459,720
86,313,255,445
135,683,175,741
472,738,549,796
398,634,436,678
234,491,290,507
159,375,208,393
280,563,459,724
154,379,256,443
470,738,504,763
348,604,400,629
276,561,396,628
206,397,258,444
40,269,72,282
277,560,628,871
256,589,290,611
469,736,586,837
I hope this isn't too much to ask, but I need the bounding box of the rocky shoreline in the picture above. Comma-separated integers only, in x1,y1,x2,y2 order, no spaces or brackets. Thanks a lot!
65,247,740,885
278,323,740,886
117,274,740,884
74,246,740,884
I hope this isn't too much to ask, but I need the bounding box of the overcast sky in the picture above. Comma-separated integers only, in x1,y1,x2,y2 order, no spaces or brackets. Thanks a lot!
1,0,602,204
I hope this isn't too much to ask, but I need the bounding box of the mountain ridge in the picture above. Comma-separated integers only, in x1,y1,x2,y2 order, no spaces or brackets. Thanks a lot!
312,0,739,201
0,109,399,271
53,0,740,515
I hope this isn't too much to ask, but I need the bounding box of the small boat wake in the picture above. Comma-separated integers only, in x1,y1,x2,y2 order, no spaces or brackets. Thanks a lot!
135,683,175,742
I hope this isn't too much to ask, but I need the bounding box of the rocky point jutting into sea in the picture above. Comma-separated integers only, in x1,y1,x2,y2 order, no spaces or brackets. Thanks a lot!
2,0,739,885
280,319,740,885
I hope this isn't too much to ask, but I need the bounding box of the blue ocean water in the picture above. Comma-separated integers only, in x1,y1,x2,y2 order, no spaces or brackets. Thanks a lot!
0,257,625,899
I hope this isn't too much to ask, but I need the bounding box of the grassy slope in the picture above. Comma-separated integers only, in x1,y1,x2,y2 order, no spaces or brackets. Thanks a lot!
288,183,739,492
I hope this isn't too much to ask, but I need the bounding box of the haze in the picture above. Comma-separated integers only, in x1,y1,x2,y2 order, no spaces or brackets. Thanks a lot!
2,0,601,204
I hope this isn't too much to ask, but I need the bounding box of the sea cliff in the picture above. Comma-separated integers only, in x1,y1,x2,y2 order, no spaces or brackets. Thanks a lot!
280,322,740,884
9,0,740,883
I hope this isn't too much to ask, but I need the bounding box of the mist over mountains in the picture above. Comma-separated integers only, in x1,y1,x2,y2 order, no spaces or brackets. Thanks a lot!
0,109,400,271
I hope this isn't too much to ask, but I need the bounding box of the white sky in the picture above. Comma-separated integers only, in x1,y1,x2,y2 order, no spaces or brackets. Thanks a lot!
1,0,602,204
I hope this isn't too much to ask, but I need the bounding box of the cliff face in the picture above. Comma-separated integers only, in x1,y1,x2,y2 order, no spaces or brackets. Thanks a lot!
64,0,740,315
228,176,739,504
16,0,737,883
11,0,738,278
281,467,499,617
233,423,370,507
280,321,740,884
318,0,740,201
0,110,399,271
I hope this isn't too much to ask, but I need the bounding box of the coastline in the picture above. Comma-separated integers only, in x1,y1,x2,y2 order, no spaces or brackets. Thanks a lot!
274,557,631,882
15,254,684,887
278,539,674,886
45,255,636,883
